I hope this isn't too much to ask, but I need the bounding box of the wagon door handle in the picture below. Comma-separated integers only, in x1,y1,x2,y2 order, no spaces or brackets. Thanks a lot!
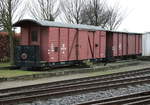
95,44,98,47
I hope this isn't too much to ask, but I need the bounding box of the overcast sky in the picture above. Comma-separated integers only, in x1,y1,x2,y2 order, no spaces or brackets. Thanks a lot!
109,0,150,33
24,0,149,33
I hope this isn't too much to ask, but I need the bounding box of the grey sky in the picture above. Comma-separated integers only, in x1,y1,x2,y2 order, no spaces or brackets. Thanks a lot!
24,0,149,33
111,0,150,33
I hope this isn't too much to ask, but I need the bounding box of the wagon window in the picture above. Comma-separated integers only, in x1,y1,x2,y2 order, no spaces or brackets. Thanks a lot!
31,31,38,42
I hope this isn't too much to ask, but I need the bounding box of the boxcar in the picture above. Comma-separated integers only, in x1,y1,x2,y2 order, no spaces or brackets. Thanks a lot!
13,19,142,68
142,32,150,56
13,19,106,68
106,31,142,59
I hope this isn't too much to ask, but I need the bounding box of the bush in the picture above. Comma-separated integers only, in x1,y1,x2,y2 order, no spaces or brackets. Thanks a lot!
0,32,20,63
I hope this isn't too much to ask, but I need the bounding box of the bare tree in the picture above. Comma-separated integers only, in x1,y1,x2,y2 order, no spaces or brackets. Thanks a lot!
61,0,85,24
80,0,109,27
0,0,26,65
29,0,60,21
80,0,125,30
105,5,124,30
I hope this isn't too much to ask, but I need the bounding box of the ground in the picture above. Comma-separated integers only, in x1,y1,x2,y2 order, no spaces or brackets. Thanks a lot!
0,70,42,78
0,62,43,78
0,62,10,67
0,60,138,78
0,60,150,89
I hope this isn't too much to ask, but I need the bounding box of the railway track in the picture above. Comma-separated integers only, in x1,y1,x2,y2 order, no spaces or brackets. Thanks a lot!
0,68,150,93
77,90,150,105
0,68,150,105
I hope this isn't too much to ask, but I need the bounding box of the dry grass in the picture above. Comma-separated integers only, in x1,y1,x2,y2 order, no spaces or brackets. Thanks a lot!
0,70,42,78
0,62,10,67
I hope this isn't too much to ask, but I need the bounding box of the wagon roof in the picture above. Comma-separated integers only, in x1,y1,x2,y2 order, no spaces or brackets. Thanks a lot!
13,19,104,31
13,19,142,35
107,30,143,35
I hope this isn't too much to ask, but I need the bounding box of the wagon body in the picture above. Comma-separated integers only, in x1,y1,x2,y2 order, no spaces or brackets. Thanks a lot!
20,24,49,62
106,31,142,58
14,19,106,67
13,19,142,68
46,28,106,63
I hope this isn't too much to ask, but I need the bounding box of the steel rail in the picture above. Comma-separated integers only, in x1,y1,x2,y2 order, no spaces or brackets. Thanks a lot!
0,74,150,105
0,74,150,98
0,68,150,94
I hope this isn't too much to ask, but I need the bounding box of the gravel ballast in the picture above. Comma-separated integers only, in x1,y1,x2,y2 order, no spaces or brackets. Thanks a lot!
18,83,150,105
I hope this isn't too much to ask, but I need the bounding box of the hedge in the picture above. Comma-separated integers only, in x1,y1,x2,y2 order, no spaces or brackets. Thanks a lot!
0,32,20,62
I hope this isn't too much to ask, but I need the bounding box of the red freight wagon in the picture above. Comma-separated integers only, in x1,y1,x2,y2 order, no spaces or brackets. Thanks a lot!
122,33,127,56
13,19,106,68
106,31,142,59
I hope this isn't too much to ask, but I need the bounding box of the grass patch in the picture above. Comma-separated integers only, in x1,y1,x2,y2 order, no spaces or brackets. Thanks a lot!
0,70,43,78
87,67,138,77
0,62,10,67
137,56,150,61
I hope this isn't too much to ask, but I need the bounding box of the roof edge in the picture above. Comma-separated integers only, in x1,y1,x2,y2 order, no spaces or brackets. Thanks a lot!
13,19,42,26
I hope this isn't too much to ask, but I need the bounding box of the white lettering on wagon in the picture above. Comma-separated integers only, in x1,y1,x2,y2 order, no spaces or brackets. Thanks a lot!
48,43,54,55
119,44,122,50
61,44,66,54
51,43,54,52
48,49,50,54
